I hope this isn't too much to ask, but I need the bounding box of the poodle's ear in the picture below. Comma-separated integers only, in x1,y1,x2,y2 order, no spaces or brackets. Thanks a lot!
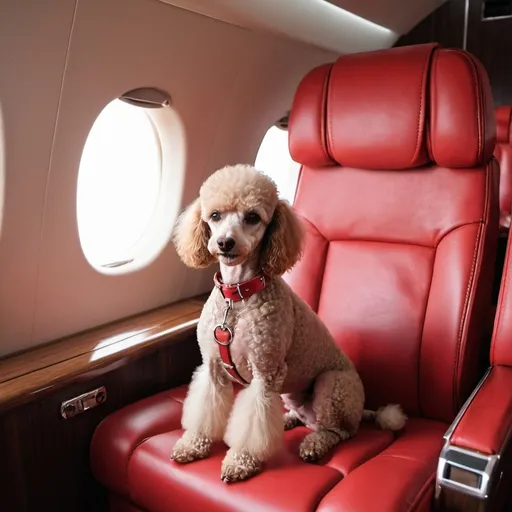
261,200,304,278
173,198,215,268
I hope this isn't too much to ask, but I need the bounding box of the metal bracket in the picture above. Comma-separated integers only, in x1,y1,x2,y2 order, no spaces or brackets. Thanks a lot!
436,444,500,500
60,386,107,419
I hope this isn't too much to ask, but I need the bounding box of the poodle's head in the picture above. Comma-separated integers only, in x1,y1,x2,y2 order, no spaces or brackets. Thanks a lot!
173,164,304,278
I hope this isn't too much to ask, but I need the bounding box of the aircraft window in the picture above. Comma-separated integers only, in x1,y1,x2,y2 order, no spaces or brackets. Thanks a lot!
77,91,178,272
255,116,301,204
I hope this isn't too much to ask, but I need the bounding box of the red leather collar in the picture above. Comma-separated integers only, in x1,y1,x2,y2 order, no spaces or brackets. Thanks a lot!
214,272,267,302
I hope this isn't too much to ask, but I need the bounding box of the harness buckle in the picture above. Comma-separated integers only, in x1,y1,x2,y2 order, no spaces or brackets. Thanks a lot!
213,299,233,346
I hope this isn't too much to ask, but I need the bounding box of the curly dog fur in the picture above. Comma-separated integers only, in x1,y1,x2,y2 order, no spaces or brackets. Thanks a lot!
171,164,406,482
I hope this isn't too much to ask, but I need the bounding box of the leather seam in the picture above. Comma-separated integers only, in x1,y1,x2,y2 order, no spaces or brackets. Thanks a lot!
316,241,331,313
453,165,489,409
321,64,335,163
326,63,336,163
492,218,512,364
321,224,482,250
332,238,435,249
453,228,481,407
429,50,440,165
451,49,482,164
292,164,304,205
435,221,484,247
417,245,437,418
298,217,329,312
311,473,344,511
408,45,434,167
472,55,484,163
408,472,436,512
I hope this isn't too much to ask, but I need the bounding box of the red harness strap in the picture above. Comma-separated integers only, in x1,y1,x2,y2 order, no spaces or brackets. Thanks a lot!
213,272,268,386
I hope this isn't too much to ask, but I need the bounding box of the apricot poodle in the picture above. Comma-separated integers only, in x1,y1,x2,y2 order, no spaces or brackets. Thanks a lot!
170,164,406,482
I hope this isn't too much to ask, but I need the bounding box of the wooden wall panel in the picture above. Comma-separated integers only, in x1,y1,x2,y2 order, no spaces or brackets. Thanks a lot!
397,0,512,107
396,0,466,48
466,2,512,106
0,335,200,512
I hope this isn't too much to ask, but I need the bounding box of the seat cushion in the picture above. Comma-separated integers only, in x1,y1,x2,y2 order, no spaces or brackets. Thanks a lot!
91,387,447,512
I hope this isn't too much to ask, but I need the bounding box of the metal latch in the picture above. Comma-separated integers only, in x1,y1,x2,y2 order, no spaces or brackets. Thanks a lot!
60,386,107,419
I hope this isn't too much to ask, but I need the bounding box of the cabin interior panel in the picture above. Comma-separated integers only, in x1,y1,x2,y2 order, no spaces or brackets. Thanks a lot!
3,0,512,511
0,328,201,512
0,0,337,359
397,0,512,106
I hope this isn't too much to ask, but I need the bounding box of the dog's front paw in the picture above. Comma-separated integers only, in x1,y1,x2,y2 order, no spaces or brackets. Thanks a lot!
221,449,262,483
170,432,212,464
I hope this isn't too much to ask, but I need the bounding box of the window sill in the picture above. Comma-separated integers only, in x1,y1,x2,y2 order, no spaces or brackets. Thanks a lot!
0,295,207,412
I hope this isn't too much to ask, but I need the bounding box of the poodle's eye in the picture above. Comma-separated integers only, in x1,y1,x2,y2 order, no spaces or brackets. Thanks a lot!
210,211,221,222
244,212,261,225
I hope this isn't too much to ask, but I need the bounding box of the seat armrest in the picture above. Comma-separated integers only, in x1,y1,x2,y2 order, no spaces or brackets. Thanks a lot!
436,366,512,503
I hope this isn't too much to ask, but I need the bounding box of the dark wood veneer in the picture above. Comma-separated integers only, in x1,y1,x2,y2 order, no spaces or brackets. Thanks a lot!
0,296,205,512
397,0,512,107
395,0,466,49
466,2,512,106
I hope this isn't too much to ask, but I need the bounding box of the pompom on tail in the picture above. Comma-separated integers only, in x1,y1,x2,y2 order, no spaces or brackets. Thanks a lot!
363,404,407,431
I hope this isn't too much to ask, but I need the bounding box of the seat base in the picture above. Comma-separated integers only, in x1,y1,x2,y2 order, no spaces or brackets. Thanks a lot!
91,387,447,512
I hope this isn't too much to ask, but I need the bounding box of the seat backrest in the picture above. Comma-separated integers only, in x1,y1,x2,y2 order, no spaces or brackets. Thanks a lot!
285,43,499,424
495,105,512,231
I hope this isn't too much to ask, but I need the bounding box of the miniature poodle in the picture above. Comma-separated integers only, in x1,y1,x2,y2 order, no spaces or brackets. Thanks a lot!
170,164,406,482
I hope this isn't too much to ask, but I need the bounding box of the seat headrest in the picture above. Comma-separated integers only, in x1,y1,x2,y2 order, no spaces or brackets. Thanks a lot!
496,105,512,143
289,43,495,170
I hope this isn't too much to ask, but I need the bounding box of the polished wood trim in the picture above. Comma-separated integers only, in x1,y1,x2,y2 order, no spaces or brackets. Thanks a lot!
0,333,202,512
0,296,207,412
0,298,204,383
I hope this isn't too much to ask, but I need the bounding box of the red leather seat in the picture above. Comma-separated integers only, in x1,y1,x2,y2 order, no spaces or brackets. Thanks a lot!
490,107,511,306
437,196,512,510
495,106,512,231
91,43,499,512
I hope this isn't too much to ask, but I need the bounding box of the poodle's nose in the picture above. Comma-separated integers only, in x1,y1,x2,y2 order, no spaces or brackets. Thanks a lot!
217,237,235,252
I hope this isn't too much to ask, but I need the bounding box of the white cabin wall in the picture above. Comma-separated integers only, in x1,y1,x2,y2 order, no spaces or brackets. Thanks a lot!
0,0,78,355
0,0,337,356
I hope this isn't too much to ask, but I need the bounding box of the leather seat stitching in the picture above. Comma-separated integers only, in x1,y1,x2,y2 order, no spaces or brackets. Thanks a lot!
320,225,482,250
492,220,512,364
408,473,436,512
417,245,437,417
453,164,489,409
326,64,336,163
408,46,434,167
321,64,335,163
428,50,440,165
451,49,482,164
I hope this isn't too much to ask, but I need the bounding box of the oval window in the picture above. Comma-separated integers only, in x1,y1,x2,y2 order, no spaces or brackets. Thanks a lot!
255,123,301,204
77,99,163,269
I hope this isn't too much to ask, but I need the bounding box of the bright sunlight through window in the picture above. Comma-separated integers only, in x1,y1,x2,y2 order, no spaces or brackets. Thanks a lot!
77,99,162,268
255,125,300,204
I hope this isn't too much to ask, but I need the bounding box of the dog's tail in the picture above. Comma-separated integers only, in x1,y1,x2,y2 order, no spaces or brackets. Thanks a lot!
363,404,407,432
